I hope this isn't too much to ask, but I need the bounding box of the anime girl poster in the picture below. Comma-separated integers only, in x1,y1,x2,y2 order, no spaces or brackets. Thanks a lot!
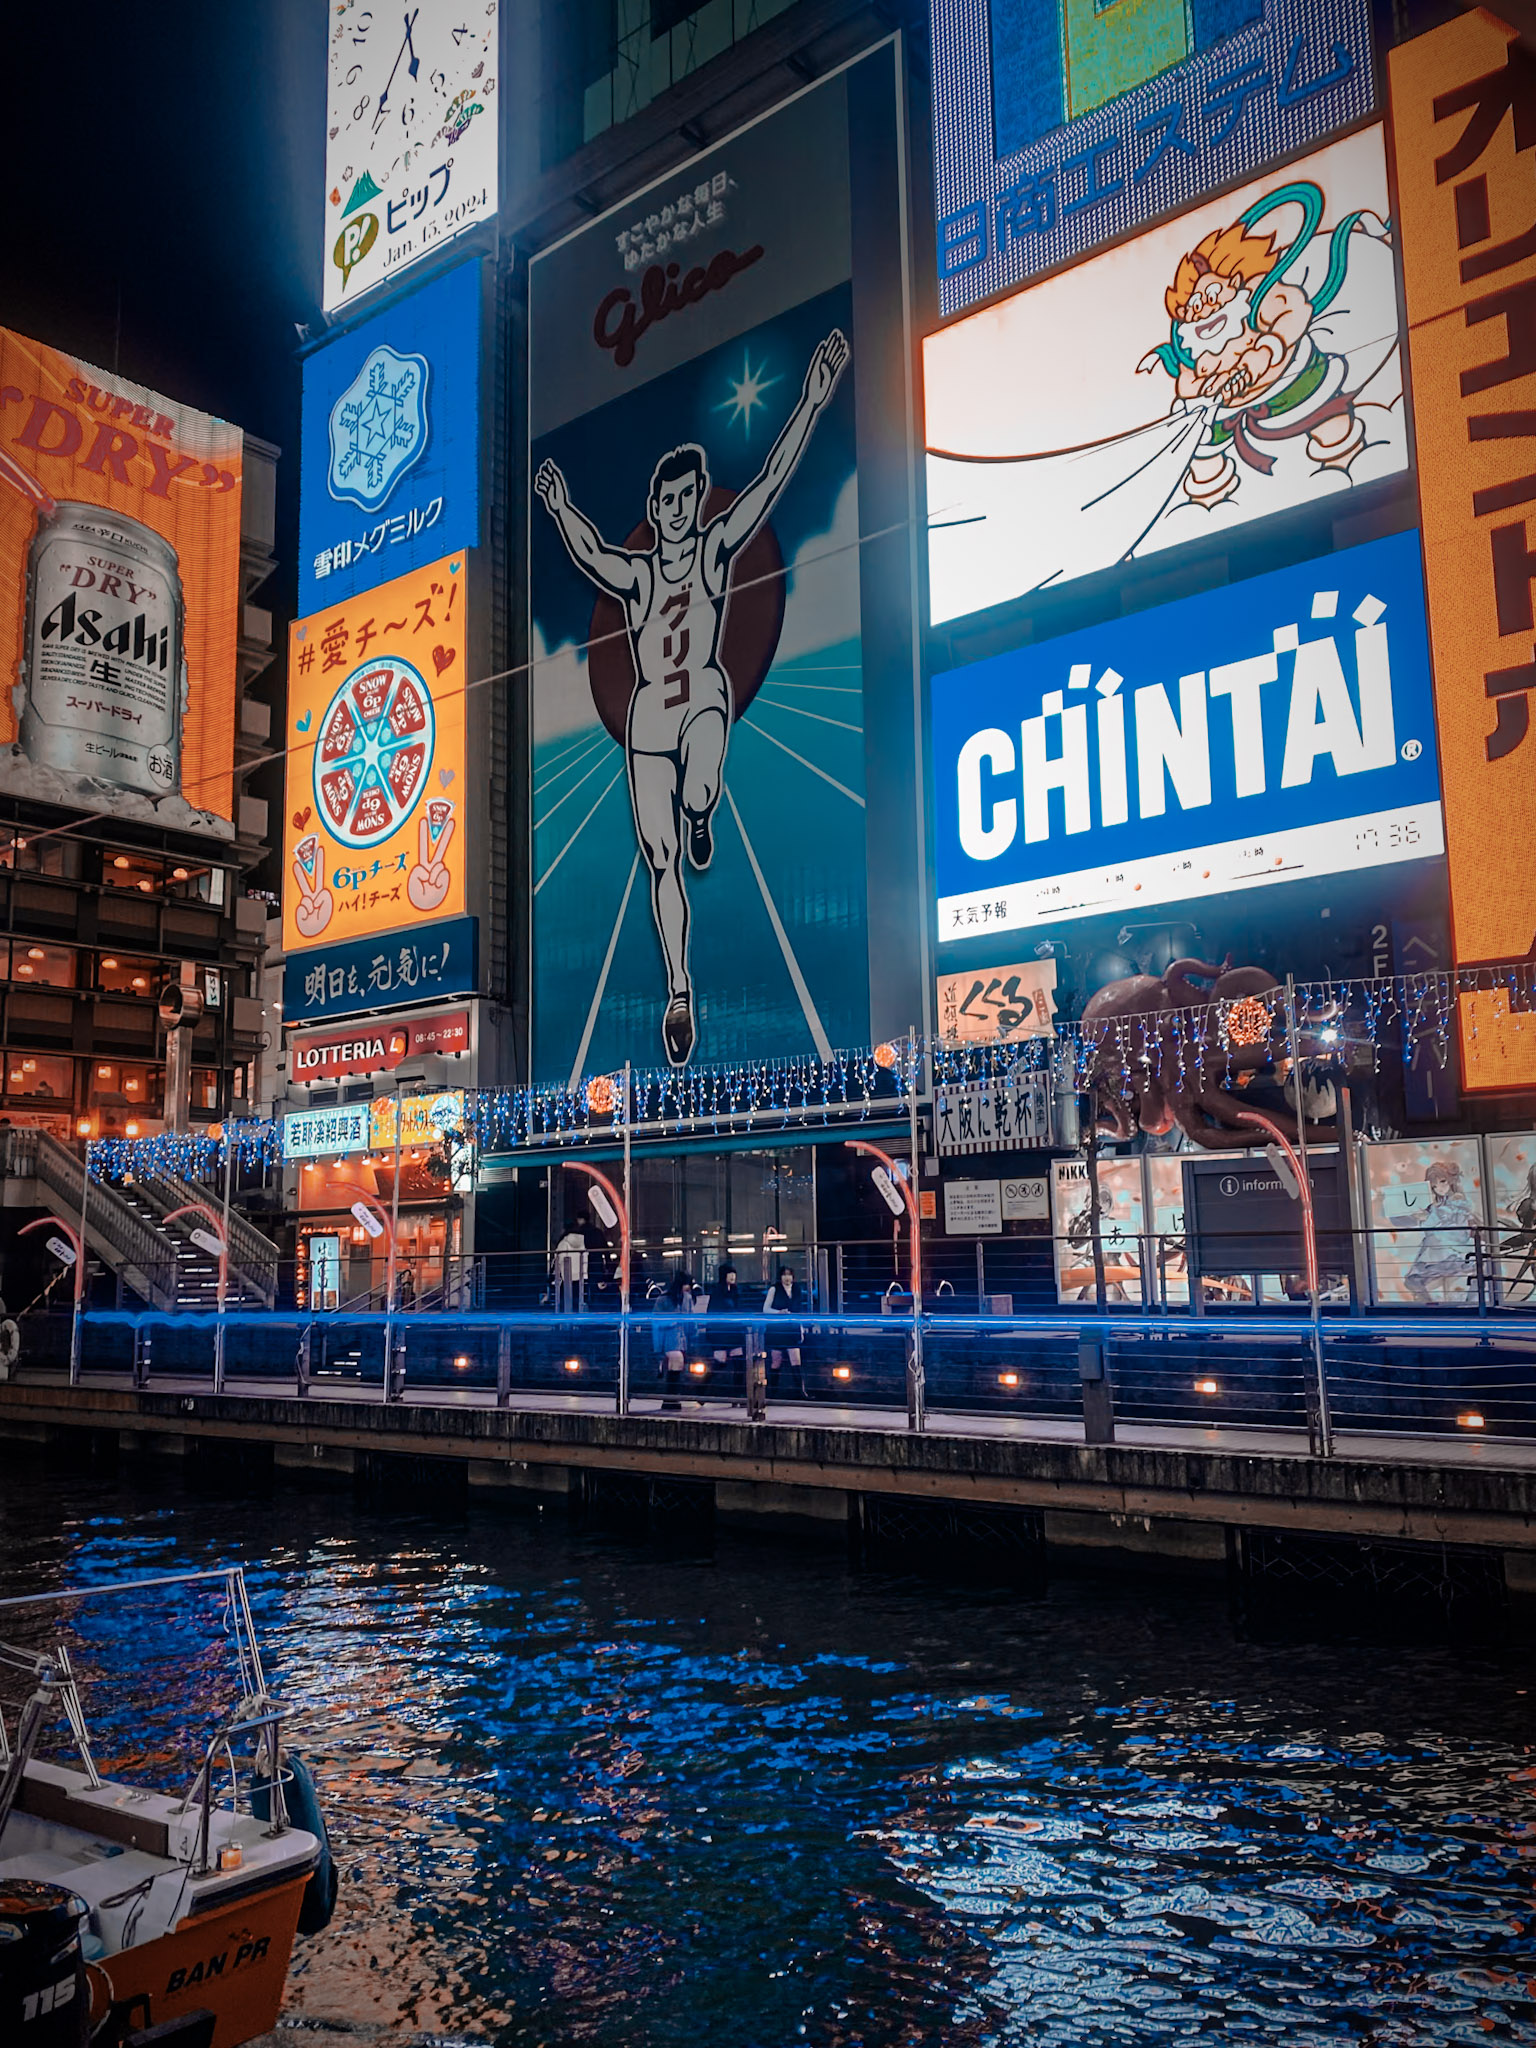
1052,1157,1146,1304
1487,1134,1536,1306
1144,1155,1190,1307
925,124,1406,626
1362,1138,1484,1307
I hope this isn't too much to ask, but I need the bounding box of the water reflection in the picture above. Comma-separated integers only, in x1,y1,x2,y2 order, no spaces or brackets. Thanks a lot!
0,1465,1531,2045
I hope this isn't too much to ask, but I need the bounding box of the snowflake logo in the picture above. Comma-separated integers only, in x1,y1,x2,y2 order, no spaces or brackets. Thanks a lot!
326,344,430,512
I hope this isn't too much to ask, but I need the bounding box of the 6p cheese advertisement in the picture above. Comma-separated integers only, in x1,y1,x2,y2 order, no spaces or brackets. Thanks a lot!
283,553,466,954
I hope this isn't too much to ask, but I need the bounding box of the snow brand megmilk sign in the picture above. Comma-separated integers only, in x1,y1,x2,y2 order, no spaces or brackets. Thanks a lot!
299,261,482,612
931,531,1443,936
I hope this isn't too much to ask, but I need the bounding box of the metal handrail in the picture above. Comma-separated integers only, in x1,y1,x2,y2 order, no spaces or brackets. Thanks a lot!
0,1128,178,1308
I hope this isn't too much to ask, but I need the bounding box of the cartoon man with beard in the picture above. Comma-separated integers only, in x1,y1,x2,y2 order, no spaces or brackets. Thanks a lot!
1148,190,1389,509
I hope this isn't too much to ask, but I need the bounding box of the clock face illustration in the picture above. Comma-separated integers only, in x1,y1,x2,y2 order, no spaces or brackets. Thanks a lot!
324,3,499,312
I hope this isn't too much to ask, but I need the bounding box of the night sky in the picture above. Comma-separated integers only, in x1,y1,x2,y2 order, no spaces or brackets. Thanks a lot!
4,0,325,780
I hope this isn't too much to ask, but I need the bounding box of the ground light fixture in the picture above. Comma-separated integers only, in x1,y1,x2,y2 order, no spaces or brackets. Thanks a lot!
1458,1410,1486,1429
1194,1377,1220,1395
832,1365,852,1381
998,1371,1020,1388
688,1361,709,1377
563,1357,583,1373
453,1355,471,1371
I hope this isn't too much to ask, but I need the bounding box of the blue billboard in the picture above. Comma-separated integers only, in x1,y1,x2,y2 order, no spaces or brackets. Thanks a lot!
930,0,1376,318
298,259,482,612
932,531,1443,939
281,914,478,1024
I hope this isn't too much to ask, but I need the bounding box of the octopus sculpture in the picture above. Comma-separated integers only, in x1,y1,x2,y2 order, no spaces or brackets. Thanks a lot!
1081,957,1337,1151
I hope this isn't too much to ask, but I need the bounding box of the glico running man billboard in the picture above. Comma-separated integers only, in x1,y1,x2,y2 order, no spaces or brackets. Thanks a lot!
0,327,243,838
925,125,1406,628
527,45,919,1083
931,530,1443,938
283,553,467,956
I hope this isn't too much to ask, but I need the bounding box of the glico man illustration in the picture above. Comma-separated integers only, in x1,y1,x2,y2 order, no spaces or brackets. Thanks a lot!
535,327,848,1067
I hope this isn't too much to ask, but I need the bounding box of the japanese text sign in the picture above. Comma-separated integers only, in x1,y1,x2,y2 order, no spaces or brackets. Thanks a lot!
284,554,466,954
299,260,482,612
324,3,498,313
930,0,1375,319
0,326,243,838
1390,16,1536,1087
369,1088,465,1151
281,915,478,1025
283,1104,371,1160
937,959,1057,1042
935,1069,1053,1154
931,531,1442,936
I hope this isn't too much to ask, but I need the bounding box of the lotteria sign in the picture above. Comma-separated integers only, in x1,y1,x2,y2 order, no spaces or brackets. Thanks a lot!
291,1009,470,1081
932,530,1443,937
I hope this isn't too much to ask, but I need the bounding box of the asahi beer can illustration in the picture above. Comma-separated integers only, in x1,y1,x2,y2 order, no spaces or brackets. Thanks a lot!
17,502,186,799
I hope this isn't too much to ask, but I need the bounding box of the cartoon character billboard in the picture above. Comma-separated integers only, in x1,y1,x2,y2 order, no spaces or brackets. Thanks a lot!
299,259,482,612
283,554,466,955
930,0,1376,317
0,326,242,837
527,50,917,1083
1362,1137,1485,1307
925,125,1406,628
932,531,1442,938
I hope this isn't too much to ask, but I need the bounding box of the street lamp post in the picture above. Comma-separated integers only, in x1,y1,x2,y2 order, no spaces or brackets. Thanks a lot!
561,1160,631,1414
331,1183,396,1401
1233,1106,1333,1458
20,1216,85,1386
161,1202,230,1392
845,1138,924,1431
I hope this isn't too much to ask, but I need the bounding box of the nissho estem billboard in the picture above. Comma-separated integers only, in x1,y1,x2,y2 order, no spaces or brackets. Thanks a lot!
931,529,1443,938
930,0,1376,318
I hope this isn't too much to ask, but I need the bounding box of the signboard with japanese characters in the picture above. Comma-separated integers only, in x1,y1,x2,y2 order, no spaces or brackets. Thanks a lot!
934,1068,1052,1155
369,1088,466,1151
943,1179,1003,1234
1390,15,1536,1089
930,0,1375,319
324,3,498,313
290,1008,471,1081
284,553,467,955
281,914,478,1025
299,260,482,613
937,959,1056,1042
283,1104,371,1160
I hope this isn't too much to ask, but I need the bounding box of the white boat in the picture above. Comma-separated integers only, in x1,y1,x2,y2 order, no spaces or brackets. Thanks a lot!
0,1566,335,2046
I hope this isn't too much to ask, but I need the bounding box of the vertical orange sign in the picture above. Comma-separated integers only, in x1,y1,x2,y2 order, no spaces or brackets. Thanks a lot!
283,554,467,954
0,327,242,835
1391,16,1536,1087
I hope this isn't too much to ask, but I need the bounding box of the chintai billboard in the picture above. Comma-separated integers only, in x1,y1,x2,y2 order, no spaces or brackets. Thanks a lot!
931,530,1443,937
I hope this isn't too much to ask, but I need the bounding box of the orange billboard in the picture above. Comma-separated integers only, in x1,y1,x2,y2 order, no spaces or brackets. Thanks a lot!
0,327,242,836
283,553,466,955
1391,14,1536,1087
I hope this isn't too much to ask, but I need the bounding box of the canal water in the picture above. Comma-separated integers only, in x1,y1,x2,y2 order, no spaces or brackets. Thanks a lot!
0,1460,1532,2047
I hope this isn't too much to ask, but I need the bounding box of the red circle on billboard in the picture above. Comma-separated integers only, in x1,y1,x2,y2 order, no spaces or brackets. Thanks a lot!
585,489,786,746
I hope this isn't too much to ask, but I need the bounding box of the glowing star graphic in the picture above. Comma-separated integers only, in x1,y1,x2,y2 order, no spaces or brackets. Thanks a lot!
327,345,430,511
715,351,781,435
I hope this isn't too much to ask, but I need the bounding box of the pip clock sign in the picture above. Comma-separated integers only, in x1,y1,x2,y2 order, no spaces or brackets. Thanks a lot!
284,554,466,954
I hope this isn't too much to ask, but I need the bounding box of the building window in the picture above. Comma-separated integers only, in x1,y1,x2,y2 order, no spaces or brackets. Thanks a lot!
96,954,160,996
191,1070,220,1112
103,851,164,895
4,942,76,988
0,831,82,880
5,1053,73,1102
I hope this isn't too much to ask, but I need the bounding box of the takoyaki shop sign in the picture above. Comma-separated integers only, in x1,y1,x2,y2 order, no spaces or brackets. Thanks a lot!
291,1008,469,1081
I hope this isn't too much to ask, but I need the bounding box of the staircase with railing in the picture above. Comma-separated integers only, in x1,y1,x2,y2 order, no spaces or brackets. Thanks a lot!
0,1130,280,1311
